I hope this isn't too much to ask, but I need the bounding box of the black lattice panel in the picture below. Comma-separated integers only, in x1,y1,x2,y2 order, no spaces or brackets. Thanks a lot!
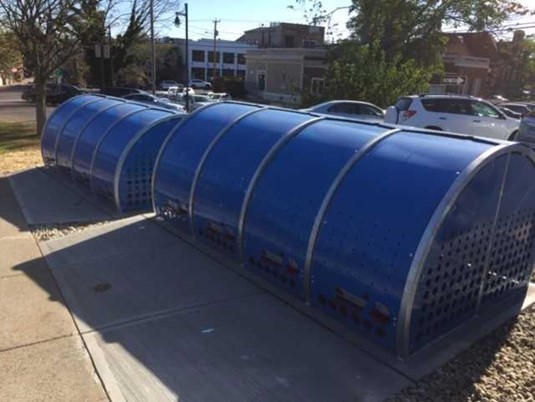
125,152,154,208
480,208,535,306
413,221,493,345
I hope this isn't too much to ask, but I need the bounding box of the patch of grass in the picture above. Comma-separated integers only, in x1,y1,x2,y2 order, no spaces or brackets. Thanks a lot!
0,121,39,154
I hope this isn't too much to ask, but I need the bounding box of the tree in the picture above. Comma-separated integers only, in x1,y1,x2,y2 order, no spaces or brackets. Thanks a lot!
0,29,21,80
295,0,531,106
322,40,433,107
0,0,89,134
347,0,528,68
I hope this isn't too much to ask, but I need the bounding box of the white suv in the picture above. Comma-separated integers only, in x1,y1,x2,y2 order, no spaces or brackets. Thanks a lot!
384,95,519,140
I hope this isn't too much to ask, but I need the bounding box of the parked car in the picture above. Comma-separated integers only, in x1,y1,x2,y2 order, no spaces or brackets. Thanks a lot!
384,95,519,141
179,94,214,111
166,86,195,101
188,79,212,90
519,102,535,112
517,108,535,145
300,100,385,122
123,93,186,113
207,92,232,102
498,102,531,117
489,95,508,104
21,83,83,105
100,87,146,98
160,80,181,90
499,107,522,120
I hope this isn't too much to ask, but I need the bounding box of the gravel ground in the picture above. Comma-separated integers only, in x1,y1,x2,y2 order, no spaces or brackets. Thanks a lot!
30,221,109,241
389,303,535,402
0,147,42,175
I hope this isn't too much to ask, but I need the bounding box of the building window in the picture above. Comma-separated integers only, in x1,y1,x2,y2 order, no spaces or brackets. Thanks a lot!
191,67,206,80
284,35,295,47
208,51,220,63
258,73,266,91
223,52,235,64
237,54,246,65
302,40,318,48
192,50,204,62
222,69,234,77
310,78,324,95
236,70,245,78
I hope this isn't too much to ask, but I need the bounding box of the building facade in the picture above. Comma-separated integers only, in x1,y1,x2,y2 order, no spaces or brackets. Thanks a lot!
238,22,325,49
245,48,327,105
175,38,256,82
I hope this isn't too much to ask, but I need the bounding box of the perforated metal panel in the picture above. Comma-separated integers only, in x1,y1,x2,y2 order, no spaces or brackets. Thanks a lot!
119,117,184,212
193,108,315,258
479,152,535,308
153,102,260,233
243,120,386,297
91,108,172,202
310,133,494,351
72,102,147,186
407,155,508,353
41,95,102,165
55,98,122,170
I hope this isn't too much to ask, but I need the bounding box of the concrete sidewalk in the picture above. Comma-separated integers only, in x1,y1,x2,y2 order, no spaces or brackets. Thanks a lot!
0,175,108,402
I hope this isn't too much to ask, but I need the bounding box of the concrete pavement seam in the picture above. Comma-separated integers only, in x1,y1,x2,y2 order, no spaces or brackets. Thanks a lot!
0,333,74,354
78,291,265,336
28,229,112,402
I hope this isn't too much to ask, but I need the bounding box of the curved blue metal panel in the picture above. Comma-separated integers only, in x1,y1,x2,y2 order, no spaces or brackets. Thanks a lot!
91,108,172,202
242,120,387,297
55,98,122,170
72,102,147,185
192,108,316,257
309,132,493,351
153,102,260,233
41,95,101,164
118,116,184,212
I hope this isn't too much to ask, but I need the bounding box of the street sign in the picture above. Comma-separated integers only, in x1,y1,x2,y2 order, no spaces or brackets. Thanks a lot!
443,76,466,85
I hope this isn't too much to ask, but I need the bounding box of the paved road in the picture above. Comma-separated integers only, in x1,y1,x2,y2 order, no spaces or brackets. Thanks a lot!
0,84,56,123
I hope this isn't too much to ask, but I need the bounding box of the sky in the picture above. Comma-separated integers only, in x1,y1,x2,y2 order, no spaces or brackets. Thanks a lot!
165,0,353,42
162,0,535,43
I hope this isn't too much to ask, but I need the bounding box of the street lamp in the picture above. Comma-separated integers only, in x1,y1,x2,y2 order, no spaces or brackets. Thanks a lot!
175,3,189,112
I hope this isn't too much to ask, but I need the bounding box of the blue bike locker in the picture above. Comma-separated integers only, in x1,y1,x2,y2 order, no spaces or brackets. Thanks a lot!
243,119,388,298
55,97,124,170
153,102,535,357
41,95,104,165
152,102,261,233
42,94,184,212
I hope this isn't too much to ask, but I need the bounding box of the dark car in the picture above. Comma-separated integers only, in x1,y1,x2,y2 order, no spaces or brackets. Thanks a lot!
100,87,146,98
21,83,83,105
47,84,83,105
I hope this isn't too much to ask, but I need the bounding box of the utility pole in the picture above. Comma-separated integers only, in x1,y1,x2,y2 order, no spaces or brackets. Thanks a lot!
175,3,189,111
212,19,220,82
150,0,156,94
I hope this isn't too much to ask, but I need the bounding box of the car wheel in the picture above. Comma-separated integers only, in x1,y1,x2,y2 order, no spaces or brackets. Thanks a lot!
508,131,518,141
425,126,443,131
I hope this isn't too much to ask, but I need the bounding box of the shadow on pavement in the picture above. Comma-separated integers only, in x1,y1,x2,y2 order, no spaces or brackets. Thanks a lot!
11,215,414,402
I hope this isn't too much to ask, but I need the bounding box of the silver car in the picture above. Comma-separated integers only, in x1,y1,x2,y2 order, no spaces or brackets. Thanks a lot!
124,93,186,113
300,100,385,122
517,108,535,145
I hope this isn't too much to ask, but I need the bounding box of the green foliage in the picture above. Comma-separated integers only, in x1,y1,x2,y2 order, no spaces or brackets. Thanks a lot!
0,30,20,71
325,41,433,107
314,0,528,106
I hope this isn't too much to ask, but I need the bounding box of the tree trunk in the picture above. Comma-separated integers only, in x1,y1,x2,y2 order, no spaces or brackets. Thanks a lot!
34,78,47,136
